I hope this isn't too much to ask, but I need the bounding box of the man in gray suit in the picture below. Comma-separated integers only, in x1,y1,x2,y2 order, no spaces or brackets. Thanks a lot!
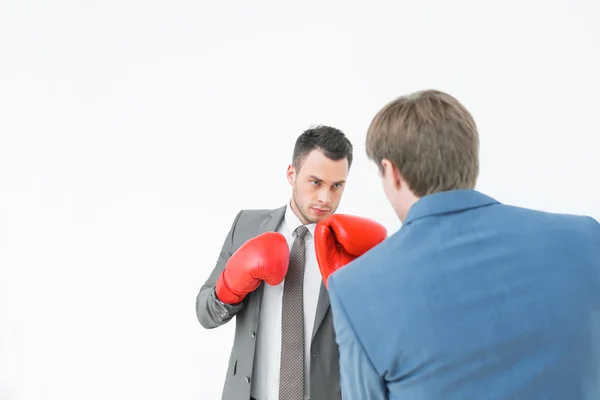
196,125,354,400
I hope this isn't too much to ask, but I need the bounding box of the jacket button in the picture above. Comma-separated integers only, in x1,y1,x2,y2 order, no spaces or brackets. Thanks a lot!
245,376,251,383
250,330,256,337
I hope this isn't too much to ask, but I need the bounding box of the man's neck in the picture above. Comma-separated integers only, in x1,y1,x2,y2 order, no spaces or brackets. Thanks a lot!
397,194,420,223
289,199,310,225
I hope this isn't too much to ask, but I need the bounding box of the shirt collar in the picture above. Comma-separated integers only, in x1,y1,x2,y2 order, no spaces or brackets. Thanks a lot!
404,189,500,225
285,202,316,237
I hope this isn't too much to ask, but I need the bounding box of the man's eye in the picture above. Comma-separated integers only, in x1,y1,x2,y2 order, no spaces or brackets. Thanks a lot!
311,180,320,186
333,183,342,189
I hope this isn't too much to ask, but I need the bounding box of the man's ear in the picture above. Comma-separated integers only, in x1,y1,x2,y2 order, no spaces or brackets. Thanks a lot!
381,159,402,190
286,164,296,186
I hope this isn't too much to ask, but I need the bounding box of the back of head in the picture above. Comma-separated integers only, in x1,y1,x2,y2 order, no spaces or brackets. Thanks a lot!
366,89,479,197
292,125,353,171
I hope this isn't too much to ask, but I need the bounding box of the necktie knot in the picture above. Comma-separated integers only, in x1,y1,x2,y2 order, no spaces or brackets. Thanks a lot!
294,225,309,239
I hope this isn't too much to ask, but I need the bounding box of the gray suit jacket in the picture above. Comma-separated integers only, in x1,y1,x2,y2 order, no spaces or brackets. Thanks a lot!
196,206,341,400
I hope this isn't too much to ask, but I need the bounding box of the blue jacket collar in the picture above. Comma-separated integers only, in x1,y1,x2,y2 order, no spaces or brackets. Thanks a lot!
404,189,500,224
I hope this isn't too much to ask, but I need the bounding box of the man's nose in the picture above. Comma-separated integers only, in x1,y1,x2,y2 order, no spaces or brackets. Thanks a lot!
317,188,332,204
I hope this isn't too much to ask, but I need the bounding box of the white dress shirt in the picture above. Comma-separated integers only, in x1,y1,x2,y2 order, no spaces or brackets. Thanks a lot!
250,204,322,400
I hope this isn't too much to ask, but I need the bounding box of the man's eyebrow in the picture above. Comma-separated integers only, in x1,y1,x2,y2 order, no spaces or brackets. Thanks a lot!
309,175,346,185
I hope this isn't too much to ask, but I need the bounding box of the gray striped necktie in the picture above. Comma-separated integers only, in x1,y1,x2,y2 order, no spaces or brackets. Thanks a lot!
279,225,309,400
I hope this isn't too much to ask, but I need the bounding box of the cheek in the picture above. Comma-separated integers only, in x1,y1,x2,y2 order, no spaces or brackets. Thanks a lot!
382,177,394,199
296,185,313,202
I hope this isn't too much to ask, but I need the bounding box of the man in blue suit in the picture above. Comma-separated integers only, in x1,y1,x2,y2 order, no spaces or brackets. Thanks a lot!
326,89,600,399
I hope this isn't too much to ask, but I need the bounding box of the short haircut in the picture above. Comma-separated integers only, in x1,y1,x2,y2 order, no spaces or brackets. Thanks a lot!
292,125,353,170
366,89,479,196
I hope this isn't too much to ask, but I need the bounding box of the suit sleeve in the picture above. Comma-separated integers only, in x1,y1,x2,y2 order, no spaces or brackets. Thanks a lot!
328,275,388,400
195,210,246,329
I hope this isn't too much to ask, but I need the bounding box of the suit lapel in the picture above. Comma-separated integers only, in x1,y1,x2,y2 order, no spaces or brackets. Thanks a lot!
259,205,286,233
311,282,330,341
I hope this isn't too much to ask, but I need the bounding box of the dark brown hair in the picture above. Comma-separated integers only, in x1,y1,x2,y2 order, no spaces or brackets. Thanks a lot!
293,125,353,171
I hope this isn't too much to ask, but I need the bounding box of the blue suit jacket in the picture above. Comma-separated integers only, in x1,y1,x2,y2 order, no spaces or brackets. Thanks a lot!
328,189,600,400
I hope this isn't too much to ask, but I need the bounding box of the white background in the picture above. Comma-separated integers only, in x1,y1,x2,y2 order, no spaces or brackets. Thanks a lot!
1,0,599,399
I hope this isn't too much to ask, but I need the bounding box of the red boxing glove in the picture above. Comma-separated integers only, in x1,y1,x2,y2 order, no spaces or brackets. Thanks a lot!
315,214,387,288
216,232,289,304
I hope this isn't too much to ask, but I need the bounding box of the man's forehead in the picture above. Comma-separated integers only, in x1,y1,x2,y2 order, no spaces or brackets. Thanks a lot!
297,150,349,181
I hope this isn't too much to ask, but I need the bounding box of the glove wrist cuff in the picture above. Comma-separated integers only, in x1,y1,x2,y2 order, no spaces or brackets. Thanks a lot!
215,272,244,305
